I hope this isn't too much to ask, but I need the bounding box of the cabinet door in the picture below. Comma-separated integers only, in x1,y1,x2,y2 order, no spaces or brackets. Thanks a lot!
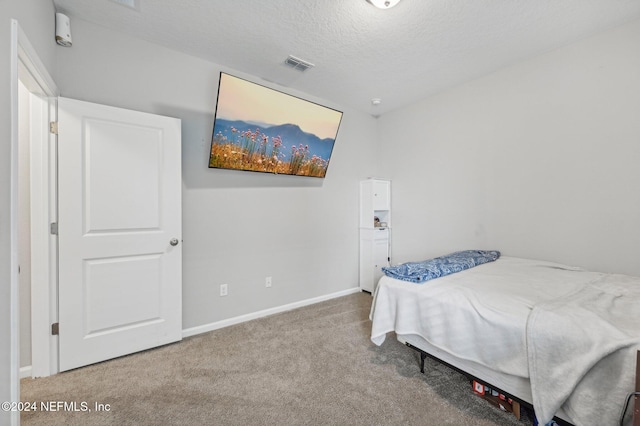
372,238,389,290
373,180,390,211
359,236,374,292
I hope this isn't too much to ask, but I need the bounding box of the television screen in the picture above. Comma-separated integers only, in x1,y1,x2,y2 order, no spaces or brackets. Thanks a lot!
209,73,343,178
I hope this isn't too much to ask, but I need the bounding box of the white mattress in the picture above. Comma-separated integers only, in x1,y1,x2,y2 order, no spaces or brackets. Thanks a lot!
370,256,597,378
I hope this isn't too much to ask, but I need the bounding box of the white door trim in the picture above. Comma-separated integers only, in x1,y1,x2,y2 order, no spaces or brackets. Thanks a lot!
9,20,20,426
10,19,59,391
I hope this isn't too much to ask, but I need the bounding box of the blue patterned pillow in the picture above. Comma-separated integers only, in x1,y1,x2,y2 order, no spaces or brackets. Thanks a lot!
382,250,500,283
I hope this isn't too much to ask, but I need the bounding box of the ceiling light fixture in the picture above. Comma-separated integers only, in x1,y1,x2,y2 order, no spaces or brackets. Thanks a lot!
366,0,401,9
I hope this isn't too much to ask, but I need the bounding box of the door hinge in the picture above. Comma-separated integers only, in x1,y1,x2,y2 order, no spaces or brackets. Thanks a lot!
49,121,58,135
51,323,59,335
50,222,58,235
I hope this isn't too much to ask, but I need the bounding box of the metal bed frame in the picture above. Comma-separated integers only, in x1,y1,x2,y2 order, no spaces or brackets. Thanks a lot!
405,342,575,426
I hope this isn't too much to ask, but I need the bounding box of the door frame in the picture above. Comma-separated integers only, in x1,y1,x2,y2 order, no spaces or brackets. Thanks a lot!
10,19,59,387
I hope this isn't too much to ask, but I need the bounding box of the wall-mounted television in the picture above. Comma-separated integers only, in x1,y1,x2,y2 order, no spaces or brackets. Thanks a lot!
208,73,343,178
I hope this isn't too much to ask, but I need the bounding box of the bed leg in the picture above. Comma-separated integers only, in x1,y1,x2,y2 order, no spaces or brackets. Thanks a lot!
420,352,426,374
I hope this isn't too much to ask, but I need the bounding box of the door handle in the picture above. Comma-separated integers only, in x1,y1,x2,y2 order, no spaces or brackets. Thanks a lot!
170,238,179,246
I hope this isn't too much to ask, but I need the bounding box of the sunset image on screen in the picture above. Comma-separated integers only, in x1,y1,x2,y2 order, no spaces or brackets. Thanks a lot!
209,73,343,178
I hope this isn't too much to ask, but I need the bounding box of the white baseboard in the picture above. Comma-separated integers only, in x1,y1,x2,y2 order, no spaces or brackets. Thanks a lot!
182,287,361,338
19,365,32,379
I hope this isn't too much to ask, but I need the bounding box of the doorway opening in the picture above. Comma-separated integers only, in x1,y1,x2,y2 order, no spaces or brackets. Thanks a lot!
11,21,60,414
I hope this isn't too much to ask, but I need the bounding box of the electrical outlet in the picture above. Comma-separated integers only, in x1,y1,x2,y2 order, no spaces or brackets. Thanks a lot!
220,283,228,297
265,276,272,288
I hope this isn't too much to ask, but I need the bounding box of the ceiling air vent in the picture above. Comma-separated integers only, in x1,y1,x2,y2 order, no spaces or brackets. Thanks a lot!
284,55,315,72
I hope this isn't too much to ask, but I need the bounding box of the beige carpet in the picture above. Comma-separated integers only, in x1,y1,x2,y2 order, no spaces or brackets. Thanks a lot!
21,292,532,425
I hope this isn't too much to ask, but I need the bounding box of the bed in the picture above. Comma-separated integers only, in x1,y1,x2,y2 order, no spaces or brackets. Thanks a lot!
369,255,640,426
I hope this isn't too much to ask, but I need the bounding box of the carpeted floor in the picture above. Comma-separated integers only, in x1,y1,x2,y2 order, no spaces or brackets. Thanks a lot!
21,292,533,425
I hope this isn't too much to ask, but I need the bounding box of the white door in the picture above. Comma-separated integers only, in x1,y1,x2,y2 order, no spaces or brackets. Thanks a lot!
57,97,182,372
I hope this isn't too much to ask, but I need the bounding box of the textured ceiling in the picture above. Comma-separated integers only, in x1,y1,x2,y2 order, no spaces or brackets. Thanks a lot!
52,0,640,116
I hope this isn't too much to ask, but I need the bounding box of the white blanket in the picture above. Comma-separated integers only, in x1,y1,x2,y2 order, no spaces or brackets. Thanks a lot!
527,274,640,426
370,257,591,377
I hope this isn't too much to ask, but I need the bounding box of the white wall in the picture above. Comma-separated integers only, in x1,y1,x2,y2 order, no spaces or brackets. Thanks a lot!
55,18,377,330
377,18,640,276
1,0,57,421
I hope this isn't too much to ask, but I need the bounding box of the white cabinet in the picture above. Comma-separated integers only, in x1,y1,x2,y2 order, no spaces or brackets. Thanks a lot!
360,179,390,228
359,179,391,293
